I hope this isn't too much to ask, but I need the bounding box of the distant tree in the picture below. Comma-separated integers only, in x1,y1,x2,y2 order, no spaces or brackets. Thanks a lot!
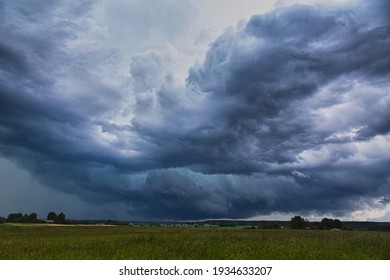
30,212,38,221
47,211,57,221
333,219,342,229
27,212,42,223
6,213,40,223
290,216,306,229
7,213,24,223
57,212,66,224
320,218,335,229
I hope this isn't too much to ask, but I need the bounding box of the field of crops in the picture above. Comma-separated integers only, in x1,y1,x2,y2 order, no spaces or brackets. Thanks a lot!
0,223,389,259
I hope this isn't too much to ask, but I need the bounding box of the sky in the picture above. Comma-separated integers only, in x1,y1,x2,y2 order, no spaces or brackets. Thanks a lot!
0,0,389,221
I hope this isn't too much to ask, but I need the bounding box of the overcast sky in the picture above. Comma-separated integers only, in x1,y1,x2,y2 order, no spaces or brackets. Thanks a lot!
1,0,389,221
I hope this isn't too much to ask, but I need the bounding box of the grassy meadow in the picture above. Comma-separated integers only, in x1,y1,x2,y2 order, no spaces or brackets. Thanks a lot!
0,223,389,260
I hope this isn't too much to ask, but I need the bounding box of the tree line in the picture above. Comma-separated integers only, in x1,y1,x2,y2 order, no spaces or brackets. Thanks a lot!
0,211,68,224
290,216,344,230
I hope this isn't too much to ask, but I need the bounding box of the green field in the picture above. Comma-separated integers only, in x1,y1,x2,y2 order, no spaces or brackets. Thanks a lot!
0,223,389,259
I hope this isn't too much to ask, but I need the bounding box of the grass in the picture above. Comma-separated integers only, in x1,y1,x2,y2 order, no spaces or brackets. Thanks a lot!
0,223,389,259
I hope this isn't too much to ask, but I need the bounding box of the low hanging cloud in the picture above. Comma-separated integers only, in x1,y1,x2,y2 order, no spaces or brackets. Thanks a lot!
0,0,389,220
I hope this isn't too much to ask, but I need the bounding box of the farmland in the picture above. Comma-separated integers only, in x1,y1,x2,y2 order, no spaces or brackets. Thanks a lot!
0,223,389,260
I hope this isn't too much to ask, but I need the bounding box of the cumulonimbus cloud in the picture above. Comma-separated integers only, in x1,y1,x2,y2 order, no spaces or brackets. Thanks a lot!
0,0,389,220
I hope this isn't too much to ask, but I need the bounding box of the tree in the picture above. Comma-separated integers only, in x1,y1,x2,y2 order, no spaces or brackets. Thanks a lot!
6,212,40,223
27,212,41,223
47,211,57,221
333,219,342,229
30,212,38,221
7,213,24,223
57,212,66,224
320,218,335,229
290,216,306,229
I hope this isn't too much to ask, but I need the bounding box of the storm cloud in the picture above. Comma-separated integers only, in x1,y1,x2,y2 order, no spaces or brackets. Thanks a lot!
0,0,389,220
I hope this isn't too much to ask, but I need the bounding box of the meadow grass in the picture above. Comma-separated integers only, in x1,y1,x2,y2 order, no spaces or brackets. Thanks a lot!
0,223,389,259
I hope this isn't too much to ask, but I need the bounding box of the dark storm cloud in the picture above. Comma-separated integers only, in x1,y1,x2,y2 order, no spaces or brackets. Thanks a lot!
0,0,145,198
170,1,390,171
1,0,389,220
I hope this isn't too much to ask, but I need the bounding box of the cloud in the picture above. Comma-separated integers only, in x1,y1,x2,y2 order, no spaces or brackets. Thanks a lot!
291,170,309,178
0,0,389,220
185,1,390,170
